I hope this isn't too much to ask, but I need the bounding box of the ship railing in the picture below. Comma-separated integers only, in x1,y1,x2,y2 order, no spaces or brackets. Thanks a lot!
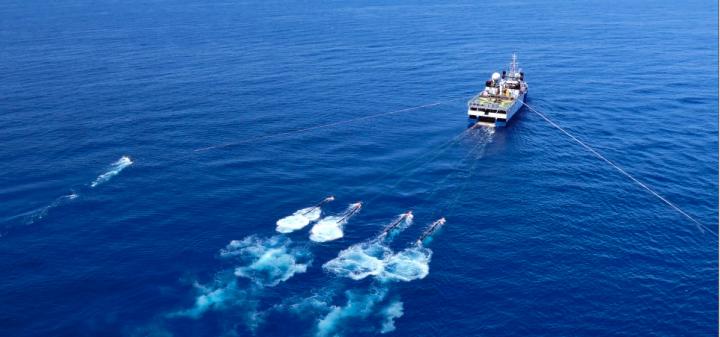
469,103,504,111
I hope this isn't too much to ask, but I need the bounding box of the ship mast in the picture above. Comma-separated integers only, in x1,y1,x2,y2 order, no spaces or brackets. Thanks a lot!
509,53,518,76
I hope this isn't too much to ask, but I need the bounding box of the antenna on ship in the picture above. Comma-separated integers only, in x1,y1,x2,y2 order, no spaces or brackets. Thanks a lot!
510,53,518,76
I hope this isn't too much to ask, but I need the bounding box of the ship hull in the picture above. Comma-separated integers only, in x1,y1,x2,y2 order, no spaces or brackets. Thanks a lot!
468,92,525,127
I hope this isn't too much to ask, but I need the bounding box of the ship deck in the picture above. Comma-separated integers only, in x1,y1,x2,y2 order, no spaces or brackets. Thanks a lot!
469,95,515,111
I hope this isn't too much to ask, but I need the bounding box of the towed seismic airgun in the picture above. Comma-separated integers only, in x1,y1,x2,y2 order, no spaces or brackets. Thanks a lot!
338,202,363,222
377,211,414,240
416,217,446,246
303,196,335,215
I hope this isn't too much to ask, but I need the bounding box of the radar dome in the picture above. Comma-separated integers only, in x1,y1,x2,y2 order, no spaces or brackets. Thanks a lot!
491,72,501,81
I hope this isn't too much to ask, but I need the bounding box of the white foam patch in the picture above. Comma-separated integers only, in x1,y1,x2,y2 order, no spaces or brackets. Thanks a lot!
324,243,432,282
316,287,388,337
312,287,405,337
276,207,322,233
310,202,361,242
171,279,266,335
380,246,432,282
221,235,312,287
283,292,334,316
310,204,361,243
172,235,310,325
91,155,133,187
322,242,392,280
275,285,405,336
175,281,244,318
380,300,404,333
310,216,346,242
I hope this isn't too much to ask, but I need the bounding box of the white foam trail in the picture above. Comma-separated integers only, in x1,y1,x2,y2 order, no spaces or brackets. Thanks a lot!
310,203,361,243
276,207,322,233
91,155,133,188
23,192,79,224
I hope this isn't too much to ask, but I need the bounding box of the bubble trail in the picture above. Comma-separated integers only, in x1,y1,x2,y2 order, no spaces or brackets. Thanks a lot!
16,192,79,225
310,202,362,243
90,155,133,188
276,196,335,234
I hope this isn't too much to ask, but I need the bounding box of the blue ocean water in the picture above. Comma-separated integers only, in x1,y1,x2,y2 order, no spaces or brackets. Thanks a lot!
1,0,717,336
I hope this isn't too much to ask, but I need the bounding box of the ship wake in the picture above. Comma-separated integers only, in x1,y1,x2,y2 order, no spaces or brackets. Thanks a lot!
3,156,134,231
91,155,133,188
14,192,79,226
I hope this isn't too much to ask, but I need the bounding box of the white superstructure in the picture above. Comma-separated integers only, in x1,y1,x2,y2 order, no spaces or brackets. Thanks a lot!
467,54,528,127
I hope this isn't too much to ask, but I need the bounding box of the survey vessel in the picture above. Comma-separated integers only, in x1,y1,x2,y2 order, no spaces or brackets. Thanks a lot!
467,54,528,126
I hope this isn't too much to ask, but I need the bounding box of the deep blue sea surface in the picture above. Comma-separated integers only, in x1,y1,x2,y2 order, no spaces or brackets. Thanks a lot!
1,1,717,336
